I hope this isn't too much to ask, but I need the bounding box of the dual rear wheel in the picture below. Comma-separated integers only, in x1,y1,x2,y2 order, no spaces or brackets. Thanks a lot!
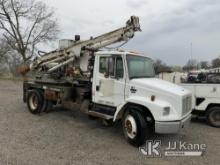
27,89,53,114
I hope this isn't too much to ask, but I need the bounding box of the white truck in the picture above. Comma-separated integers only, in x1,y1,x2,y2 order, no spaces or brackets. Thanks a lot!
181,72,220,128
20,16,192,146
159,72,220,127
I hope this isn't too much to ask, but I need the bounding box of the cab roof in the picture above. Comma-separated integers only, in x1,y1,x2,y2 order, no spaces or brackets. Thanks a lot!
96,50,151,59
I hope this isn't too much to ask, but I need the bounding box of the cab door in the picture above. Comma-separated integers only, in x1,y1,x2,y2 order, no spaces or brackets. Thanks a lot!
93,55,125,107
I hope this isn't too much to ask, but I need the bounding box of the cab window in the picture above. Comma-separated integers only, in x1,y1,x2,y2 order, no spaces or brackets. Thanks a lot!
99,57,108,74
115,56,124,78
99,56,124,79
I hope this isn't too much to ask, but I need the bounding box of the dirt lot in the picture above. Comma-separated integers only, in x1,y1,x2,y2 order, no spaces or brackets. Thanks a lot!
0,79,219,165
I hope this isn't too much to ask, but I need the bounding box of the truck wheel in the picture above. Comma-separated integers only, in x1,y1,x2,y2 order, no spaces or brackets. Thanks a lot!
27,90,44,114
36,90,54,113
38,90,49,113
122,109,147,146
44,100,53,113
206,107,220,127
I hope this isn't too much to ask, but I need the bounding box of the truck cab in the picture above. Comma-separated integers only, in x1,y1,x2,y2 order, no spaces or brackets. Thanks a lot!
91,51,192,144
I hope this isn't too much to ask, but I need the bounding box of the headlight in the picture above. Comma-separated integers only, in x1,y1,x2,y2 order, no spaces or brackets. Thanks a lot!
163,107,170,116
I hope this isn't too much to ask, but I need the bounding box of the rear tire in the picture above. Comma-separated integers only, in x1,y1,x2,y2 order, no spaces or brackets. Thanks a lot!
44,100,54,113
38,90,48,113
122,108,148,147
206,107,220,127
27,90,44,114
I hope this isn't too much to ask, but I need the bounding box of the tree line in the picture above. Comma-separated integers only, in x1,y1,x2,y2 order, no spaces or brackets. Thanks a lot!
155,58,220,74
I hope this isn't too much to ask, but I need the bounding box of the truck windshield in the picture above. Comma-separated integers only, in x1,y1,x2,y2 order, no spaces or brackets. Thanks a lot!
126,55,155,79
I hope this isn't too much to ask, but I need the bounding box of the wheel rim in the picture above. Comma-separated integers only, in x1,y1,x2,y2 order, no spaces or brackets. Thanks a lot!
209,110,220,126
124,115,137,139
29,94,38,111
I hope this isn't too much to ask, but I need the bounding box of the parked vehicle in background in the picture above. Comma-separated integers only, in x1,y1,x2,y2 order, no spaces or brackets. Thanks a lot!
181,83,220,127
159,70,220,127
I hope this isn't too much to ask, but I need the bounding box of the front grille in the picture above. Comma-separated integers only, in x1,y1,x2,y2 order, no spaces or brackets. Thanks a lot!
182,95,192,116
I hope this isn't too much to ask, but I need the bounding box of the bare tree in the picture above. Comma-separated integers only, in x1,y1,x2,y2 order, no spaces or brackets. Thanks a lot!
212,58,220,68
154,59,172,74
0,39,10,62
200,61,209,69
0,39,22,76
0,0,59,63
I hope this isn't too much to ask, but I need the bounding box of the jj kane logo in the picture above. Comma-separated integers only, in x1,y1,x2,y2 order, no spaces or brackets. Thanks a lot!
139,140,206,157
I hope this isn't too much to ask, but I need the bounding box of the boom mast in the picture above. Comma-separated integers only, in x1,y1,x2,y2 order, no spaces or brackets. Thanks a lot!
31,16,141,73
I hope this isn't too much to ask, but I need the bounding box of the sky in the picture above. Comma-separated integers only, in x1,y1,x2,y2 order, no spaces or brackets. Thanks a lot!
41,0,220,66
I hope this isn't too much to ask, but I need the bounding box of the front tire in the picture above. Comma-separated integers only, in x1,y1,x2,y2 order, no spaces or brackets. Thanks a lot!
206,107,220,127
122,109,148,146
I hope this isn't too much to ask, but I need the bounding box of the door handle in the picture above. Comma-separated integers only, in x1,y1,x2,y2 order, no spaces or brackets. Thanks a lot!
96,80,102,91
96,85,100,91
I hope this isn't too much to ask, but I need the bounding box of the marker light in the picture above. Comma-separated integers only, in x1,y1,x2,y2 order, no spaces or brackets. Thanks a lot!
151,95,155,101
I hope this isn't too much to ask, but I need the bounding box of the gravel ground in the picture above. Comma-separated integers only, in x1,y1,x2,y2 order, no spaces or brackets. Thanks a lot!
0,79,219,165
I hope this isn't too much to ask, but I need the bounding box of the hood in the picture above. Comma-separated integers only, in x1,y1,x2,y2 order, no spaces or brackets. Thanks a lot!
129,78,192,120
130,78,190,97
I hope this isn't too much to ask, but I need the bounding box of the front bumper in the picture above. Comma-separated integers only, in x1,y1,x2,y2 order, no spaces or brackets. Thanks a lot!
155,113,191,134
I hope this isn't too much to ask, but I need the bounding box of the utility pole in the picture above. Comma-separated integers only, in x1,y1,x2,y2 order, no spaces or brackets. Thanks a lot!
189,42,193,71
190,42,193,61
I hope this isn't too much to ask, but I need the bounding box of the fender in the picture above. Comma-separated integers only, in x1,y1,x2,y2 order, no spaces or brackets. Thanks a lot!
113,96,173,122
